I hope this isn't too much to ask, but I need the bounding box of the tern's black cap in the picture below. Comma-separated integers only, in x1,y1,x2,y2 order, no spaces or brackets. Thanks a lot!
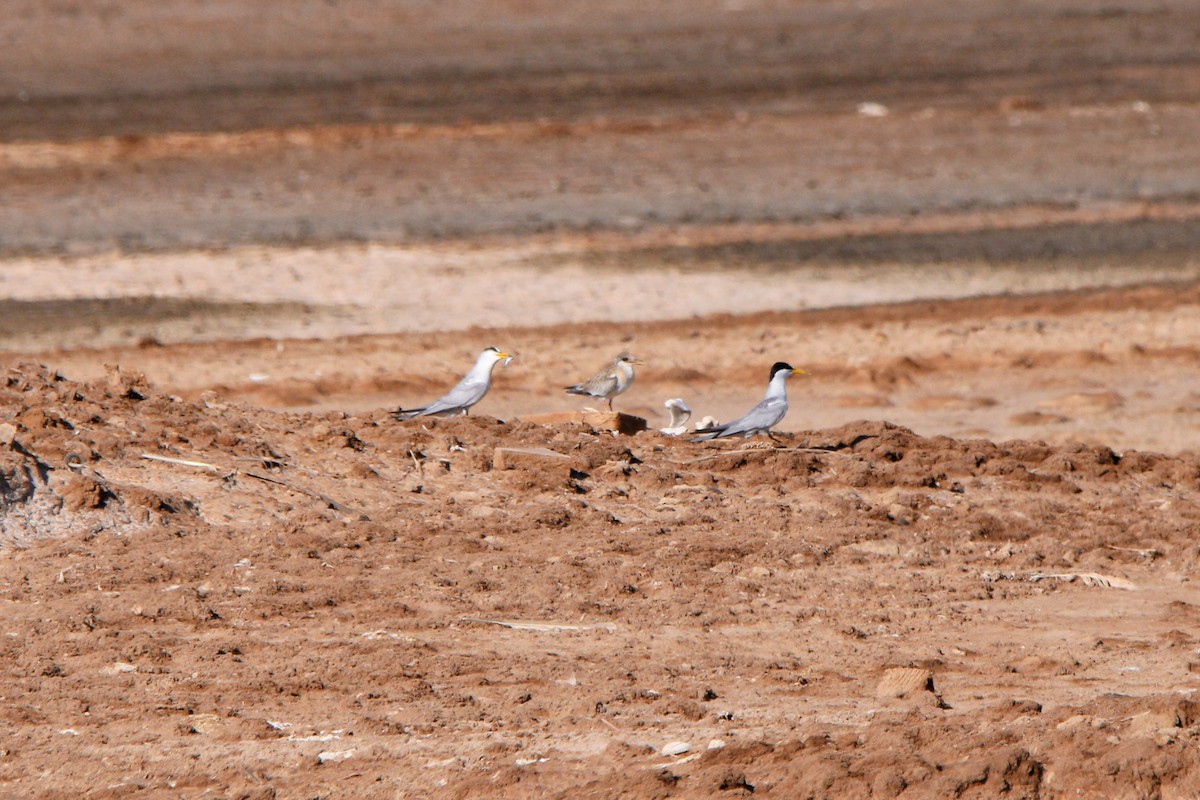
770,362,795,378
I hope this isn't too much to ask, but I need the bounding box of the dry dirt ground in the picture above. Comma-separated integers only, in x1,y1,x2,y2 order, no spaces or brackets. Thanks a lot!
3,1,1200,798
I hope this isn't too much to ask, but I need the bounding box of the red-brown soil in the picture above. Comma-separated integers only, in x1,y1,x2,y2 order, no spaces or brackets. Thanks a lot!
2,362,1200,798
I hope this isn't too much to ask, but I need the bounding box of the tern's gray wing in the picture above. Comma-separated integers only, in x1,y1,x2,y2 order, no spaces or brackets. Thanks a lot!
566,369,619,399
426,374,489,414
693,396,787,440
397,373,489,418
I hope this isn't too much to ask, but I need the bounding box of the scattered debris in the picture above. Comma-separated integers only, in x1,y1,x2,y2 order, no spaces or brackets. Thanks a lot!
460,617,616,633
1029,573,1138,591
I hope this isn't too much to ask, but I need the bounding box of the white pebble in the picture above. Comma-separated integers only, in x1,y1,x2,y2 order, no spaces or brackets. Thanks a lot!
317,748,355,764
661,741,690,756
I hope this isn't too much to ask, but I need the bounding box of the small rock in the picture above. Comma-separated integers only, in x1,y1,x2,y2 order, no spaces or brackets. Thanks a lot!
492,447,574,471
876,667,934,699
1127,710,1181,739
661,741,690,756
317,749,356,764
843,540,902,557
0,423,16,445
468,505,505,519
707,739,727,750
186,713,224,735
1056,714,1091,730
518,411,648,435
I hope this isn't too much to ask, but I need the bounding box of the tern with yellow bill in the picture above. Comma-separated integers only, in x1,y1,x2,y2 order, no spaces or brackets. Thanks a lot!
395,346,513,420
690,362,804,441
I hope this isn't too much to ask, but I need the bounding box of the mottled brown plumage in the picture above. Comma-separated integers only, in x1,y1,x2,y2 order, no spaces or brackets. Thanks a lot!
565,352,642,411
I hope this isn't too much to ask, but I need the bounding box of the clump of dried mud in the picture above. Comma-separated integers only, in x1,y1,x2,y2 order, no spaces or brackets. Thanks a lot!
2,362,1200,798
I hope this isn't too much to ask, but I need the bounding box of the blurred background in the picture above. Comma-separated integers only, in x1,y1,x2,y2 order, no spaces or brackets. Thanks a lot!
1,1,1199,451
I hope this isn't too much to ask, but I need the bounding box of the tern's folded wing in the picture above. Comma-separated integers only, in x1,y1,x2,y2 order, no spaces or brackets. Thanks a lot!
568,371,618,398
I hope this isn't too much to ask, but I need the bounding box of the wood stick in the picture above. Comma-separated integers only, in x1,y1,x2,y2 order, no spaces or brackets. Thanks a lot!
679,446,829,465
242,470,349,513
140,453,221,472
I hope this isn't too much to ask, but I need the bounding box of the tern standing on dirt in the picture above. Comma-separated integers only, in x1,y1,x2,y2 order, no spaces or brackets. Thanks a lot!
394,347,512,419
691,362,803,441
565,352,642,411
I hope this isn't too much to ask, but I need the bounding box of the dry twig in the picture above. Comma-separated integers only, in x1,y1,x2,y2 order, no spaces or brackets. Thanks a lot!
242,470,349,512
140,453,221,472
460,617,616,633
680,445,828,465
1029,572,1138,590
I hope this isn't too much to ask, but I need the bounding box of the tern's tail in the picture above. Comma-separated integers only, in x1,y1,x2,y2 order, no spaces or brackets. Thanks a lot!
688,426,726,442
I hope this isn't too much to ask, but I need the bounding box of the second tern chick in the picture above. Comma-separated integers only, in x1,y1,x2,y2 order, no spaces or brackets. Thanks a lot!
394,347,512,420
660,398,692,435
565,352,642,411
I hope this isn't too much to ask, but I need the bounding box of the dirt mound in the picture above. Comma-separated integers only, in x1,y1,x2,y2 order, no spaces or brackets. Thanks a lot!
0,364,195,549
3,363,1200,797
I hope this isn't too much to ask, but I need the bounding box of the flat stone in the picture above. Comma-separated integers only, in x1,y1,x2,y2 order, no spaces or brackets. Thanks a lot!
843,540,902,557
1127,709,1181,738
493,447,575,471
317,748,356,764
661,741,690,756
876,667,935,699
103,661,138,675
519,410,648,435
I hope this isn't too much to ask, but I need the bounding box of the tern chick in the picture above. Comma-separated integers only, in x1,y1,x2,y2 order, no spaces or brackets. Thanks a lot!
395,347,512,420
690,362,803,441
659,398,692,435
565,352,642,411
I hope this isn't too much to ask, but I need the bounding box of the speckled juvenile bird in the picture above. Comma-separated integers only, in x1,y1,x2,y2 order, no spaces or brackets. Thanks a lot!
690,361,803,441
394,347,512,420
565,352,643,411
